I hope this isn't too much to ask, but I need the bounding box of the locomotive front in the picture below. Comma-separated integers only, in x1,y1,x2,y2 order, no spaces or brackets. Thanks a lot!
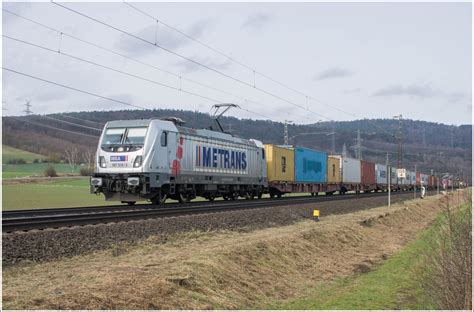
90,119,175,204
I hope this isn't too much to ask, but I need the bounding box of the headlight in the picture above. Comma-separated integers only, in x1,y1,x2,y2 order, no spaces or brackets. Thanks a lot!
133,156,143,168
91,177,102,186
99,156,106,168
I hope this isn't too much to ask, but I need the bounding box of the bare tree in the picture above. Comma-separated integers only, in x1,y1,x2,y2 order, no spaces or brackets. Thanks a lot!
82,148,96,170
64,146,79,173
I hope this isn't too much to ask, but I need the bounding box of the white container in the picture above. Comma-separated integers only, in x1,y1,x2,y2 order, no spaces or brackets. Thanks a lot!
391,167,398,185
375,163,387,184
331,155,361,183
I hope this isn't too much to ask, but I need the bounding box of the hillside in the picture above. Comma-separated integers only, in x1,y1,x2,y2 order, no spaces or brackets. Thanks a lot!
2,145,46,164
2,109,471,181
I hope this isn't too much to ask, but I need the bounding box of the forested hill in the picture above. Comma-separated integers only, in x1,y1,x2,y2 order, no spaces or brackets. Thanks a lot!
3,109,472,180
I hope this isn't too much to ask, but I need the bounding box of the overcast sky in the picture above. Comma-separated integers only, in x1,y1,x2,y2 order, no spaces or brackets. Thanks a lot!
2,1,472,125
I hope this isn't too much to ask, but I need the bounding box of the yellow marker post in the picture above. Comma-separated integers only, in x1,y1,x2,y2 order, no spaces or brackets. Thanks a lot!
313,210,320,222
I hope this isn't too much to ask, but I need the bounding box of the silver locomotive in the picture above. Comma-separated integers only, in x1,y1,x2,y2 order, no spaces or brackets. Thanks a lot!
90,118,267,204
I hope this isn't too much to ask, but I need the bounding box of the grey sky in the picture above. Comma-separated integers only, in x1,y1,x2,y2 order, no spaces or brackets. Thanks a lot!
2,1,472,125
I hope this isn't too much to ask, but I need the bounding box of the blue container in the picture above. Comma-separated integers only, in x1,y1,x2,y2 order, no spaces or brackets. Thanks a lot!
294,147,327,183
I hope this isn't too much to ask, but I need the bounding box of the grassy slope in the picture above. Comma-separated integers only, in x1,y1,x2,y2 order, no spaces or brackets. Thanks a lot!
2,178,110,210
272,211,446,309
2,145,45,164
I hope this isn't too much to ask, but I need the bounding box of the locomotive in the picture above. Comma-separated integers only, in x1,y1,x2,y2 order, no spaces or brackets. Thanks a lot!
90,118,267,205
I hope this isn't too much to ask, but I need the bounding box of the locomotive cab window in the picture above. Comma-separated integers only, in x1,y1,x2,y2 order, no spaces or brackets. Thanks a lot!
124,127,147,145
101,126,148,152
161,131,168,146
102,128,126,145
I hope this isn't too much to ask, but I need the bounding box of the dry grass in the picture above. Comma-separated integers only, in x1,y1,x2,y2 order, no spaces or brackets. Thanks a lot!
2,190,469,309
420,189,472,309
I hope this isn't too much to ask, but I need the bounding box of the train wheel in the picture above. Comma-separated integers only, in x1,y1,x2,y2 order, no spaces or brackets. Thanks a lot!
277,192,282,198
178,193,190,203
245,192,254,200
257,192,263,199
122,201,136,206
151,193,167,205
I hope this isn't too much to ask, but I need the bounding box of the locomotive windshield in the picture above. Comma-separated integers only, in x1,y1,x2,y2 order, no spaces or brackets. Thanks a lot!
103,128,126,145
101,126,148,152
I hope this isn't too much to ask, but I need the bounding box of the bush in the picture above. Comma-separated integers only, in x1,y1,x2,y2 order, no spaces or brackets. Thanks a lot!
44,165,57,177
33,158,39,163
79,167,94,176
45,154,61,163
7,158,26,164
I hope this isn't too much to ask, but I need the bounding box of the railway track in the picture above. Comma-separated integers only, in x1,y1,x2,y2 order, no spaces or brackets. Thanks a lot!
2,191,430,232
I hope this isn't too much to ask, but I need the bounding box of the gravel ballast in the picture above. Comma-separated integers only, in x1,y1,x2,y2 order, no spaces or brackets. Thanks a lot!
3,192,430,266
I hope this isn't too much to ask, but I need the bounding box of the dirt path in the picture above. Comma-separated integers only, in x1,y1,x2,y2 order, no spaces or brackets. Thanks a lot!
2,190,468,309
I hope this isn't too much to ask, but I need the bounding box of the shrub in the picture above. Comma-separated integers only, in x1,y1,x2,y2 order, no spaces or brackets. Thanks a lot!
7,158,26,164
44,165,57,177
79,167,94,176
33,158,39,163
45,154,61,163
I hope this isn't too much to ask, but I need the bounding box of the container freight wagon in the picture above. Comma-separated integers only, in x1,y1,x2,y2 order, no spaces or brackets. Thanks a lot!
385,166,398,190
375,163,388,190
265,145,332,196
294,147,327,183
360,160,376,191
406,170,416,189
376,166,390,190
264,144,294,183
416,172,421,187
420,173,429,188
331,156,361,193
397,170,411,190
327,156,341,184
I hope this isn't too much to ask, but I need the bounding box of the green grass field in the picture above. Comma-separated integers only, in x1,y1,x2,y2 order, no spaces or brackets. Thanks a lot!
2,145,45,164
272,213,444,310
2,145,82,178
2,163,81,179
2,178,110,210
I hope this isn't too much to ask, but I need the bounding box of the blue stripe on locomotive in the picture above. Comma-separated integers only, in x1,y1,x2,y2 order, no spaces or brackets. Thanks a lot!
294,147,327,183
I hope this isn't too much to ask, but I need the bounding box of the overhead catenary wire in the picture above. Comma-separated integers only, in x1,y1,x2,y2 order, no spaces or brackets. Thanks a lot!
51,1,333,122
3,67,148,110
59,114,105,127
1,8,268,112
122,1,394,136
3,35,225,105
40,115,103,131
9,116,99,138
3,66,270,125
3,33,277,122
2,7,314,123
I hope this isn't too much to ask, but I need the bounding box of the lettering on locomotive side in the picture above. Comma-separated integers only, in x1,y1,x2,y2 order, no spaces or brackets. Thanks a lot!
195,145,247,170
